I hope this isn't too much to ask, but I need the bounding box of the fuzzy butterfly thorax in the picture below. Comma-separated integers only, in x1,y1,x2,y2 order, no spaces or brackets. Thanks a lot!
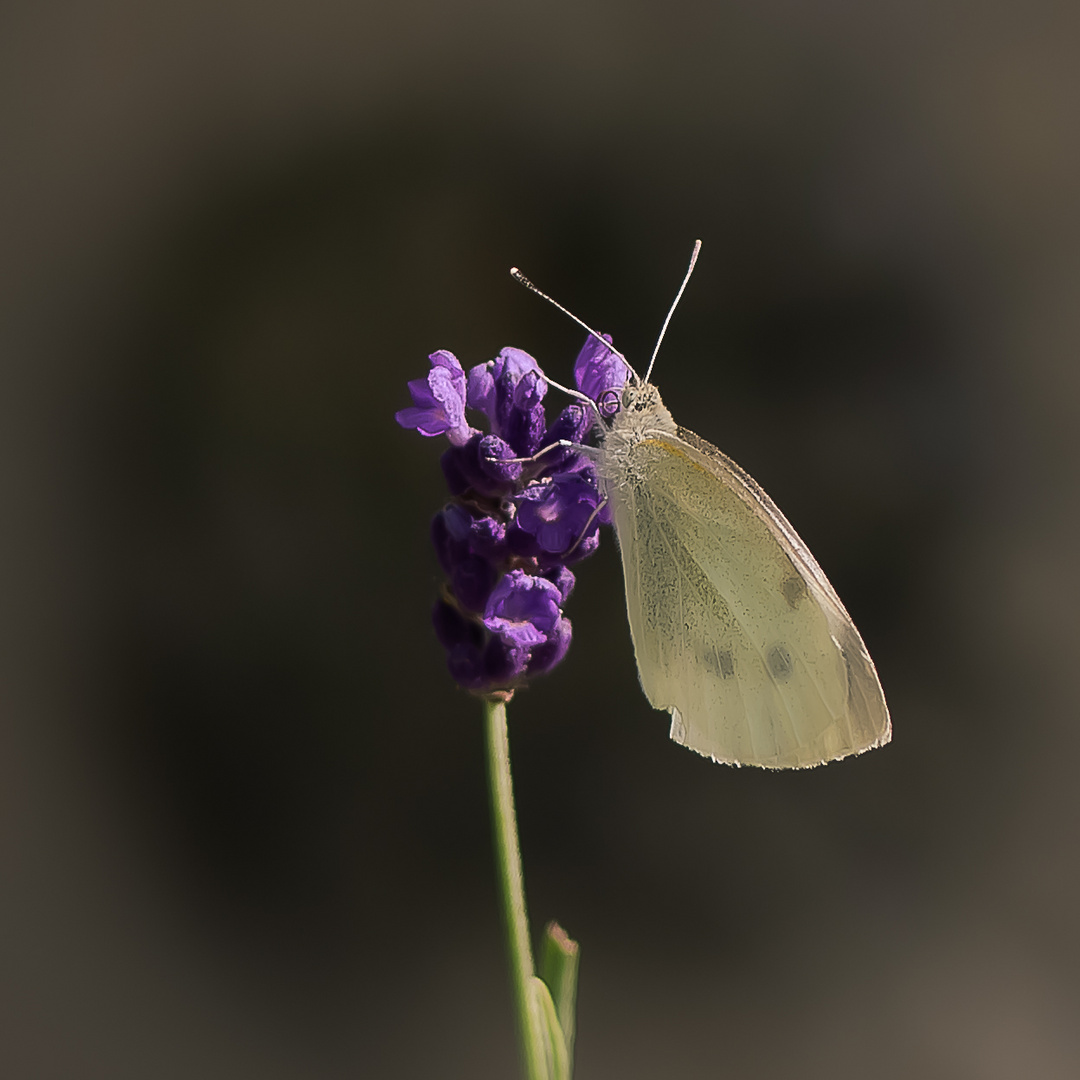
597,381,677,489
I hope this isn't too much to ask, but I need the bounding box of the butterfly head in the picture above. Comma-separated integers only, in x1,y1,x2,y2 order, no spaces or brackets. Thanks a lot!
608,380,677,436
622,381,663,414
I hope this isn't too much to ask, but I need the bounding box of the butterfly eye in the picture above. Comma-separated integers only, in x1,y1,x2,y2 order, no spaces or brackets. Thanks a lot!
598,389,621,418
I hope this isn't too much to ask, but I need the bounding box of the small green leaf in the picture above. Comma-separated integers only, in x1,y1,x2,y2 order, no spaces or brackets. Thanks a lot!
528,976,570,1080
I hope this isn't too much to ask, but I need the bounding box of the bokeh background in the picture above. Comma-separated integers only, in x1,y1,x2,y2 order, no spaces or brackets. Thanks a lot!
2,2,1079,1077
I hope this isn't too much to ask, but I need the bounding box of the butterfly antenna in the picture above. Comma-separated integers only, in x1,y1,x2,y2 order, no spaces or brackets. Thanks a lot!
643,239,701,384
510,267,641,383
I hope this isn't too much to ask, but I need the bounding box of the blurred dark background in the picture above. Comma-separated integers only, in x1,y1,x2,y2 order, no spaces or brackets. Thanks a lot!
2,2,1079,1077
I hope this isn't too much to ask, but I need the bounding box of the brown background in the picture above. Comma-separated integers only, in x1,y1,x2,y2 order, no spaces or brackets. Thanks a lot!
2,2,1079,1077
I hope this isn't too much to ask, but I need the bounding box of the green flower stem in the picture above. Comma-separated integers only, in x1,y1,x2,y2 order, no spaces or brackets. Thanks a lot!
484,697,546,1080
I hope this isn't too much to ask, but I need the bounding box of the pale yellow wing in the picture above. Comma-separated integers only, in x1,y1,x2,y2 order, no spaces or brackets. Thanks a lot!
608,427,890,768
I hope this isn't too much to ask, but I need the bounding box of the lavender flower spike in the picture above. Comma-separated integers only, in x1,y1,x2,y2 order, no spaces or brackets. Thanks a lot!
397,336,614,696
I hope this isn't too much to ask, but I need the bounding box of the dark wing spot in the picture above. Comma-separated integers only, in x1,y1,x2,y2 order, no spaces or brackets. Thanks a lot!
704,646,735,679
781,572,808,609
767,645,793,681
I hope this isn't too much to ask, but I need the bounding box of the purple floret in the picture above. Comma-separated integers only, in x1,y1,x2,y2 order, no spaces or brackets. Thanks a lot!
395,350,477,446
483,571,563,646
512,473,601,558
467,348,548,457
441,434,524,499
573,333,628,410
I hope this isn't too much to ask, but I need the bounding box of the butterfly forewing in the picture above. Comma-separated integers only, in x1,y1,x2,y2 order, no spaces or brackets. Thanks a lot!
609,425,890,768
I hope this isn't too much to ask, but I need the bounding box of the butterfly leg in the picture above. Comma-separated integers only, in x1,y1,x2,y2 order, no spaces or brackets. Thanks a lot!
564,496,608,557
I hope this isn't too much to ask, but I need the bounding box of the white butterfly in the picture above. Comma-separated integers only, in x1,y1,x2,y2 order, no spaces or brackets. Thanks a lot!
515,243,891,769
599,379,891,768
